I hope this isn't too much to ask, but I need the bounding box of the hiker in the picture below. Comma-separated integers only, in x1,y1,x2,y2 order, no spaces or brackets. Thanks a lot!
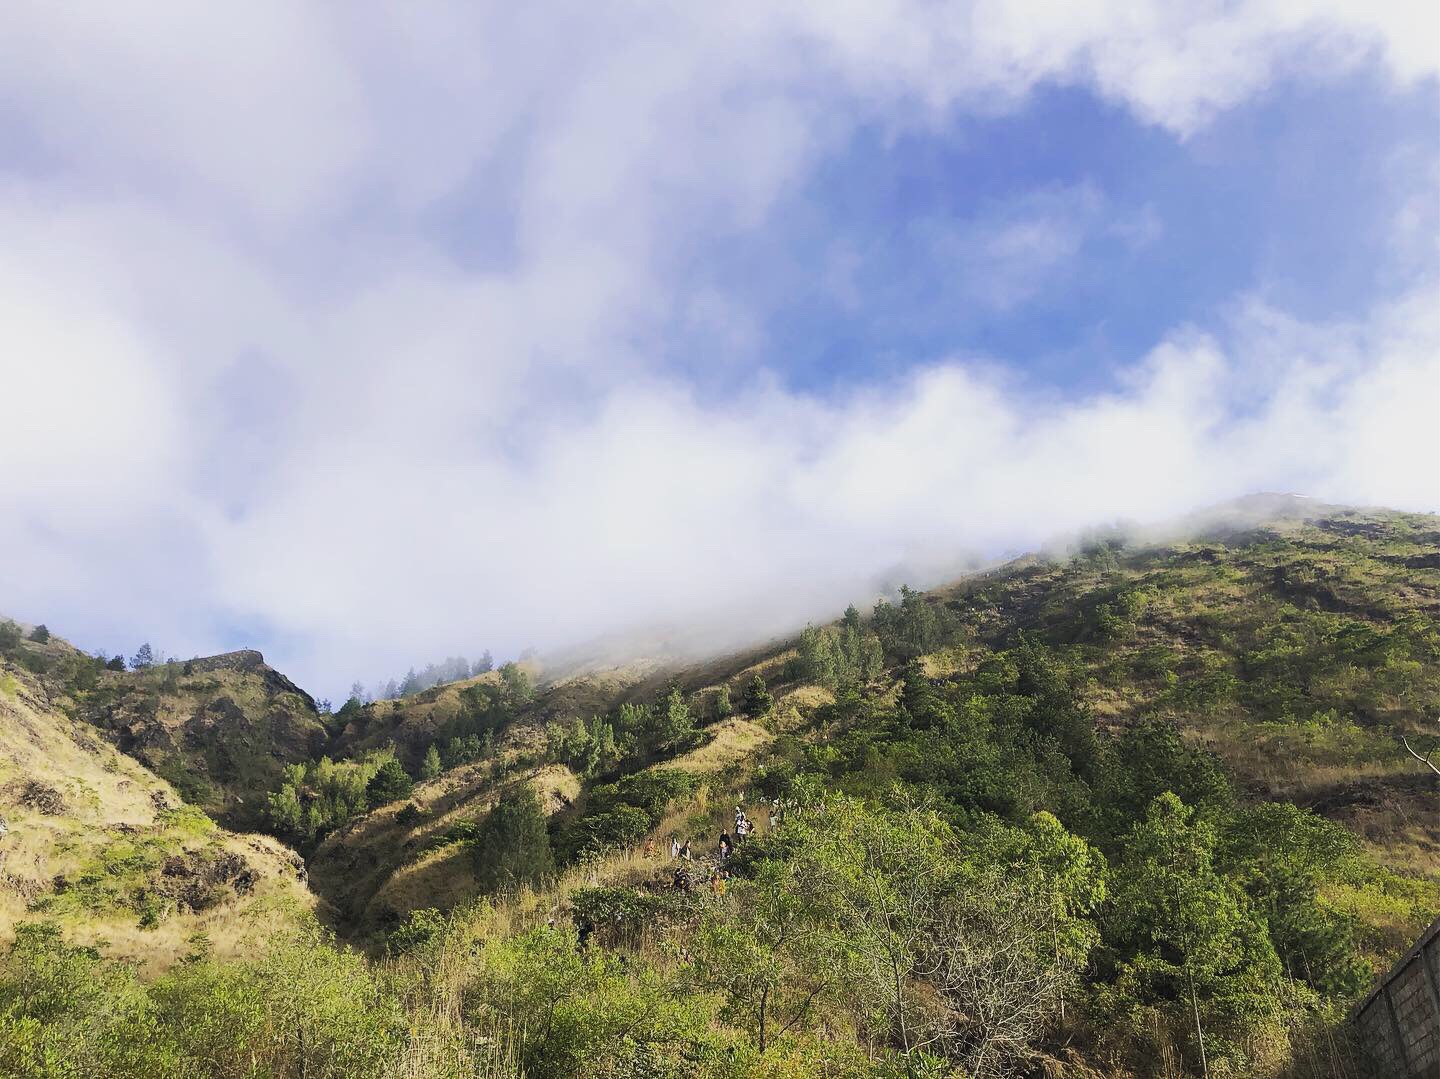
718,832,732,863
680,839,692,861
734,805,746,832
672,866,691,894
670,835,681,859
709,869,727,897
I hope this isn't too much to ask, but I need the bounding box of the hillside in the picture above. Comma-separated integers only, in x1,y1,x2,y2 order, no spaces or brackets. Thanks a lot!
1,497,1437,1077
290,501,1438,936
0,631,312,974
74,648,330,829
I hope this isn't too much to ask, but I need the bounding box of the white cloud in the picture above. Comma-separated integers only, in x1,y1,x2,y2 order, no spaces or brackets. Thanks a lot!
0,2,1435,692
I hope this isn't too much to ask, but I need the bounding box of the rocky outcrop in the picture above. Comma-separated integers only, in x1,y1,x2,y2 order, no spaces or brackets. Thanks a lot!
77,650,329,828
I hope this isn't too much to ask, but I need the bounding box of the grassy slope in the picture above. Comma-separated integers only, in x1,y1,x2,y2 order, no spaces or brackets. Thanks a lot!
4,498,1434,978
0,638,313,973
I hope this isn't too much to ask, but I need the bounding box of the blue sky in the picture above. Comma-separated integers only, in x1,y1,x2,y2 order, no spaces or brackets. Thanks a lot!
0,4,1436,696
652,70,1437,397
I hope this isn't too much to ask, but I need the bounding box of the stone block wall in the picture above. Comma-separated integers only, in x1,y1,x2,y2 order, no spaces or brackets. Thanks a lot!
1356,916,1440,1078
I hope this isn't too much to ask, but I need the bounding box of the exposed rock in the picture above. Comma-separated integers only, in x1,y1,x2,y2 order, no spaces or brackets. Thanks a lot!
0,870,44,901
154,849,257,913
20,782,65,815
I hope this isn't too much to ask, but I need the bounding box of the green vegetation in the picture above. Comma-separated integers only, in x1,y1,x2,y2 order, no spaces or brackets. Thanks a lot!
3,503,1437,1076
366,758,415,808
264,754,389,849
472,787,554,893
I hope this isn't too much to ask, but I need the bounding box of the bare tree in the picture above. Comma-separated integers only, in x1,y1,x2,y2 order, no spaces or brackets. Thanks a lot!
921,871,1080,1079
1402,733,1440,776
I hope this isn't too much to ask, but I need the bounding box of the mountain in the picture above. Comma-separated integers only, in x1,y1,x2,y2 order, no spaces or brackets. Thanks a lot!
1,496,1437,1077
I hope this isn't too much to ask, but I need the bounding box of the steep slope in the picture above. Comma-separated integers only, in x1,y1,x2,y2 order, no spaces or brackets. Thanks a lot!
3,498,1437,1077
934,500,1440,869
74,648,329,829
0,633,312,973
296,499,1437,950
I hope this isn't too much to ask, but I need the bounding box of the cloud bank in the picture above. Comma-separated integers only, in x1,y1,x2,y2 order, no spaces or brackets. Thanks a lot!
0,3,1436,694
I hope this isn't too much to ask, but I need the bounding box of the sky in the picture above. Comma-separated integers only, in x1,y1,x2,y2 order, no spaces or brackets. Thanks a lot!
1,3,1438,698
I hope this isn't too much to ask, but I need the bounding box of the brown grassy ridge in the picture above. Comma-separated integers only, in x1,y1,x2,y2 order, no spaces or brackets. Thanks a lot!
0,637,313,974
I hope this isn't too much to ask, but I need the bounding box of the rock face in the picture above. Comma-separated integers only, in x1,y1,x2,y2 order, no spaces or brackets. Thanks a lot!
185,650,318,711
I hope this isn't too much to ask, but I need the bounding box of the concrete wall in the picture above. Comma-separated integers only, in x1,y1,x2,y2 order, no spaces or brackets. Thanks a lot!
1356,916,1440,1078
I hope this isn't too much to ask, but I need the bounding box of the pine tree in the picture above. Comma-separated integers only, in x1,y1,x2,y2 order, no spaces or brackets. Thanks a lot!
1108,793,1284,1077
659,686,693,747
744,674,773,718
366,758,414,808
27,624,50,643
713,684,733,720
130,643,154,670
473,787,554,893
420,744,443,781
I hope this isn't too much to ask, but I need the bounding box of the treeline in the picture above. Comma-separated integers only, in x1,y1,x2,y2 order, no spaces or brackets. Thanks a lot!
354,650,497,704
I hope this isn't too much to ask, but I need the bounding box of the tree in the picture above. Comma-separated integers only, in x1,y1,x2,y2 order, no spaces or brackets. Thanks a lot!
796,626,838,688
1218,802,1370,998
0,620,20,653
1104,793,1284,1078
475,650,494,675
265,783,304,838
690,861,829,1053
658,686,692,747
105,654,126,671
713,684,733,720
744,675,773,719
499,662,534,706
27,624,50,643
420,744,443,781
366,758,414,808
474,786,554,893
130,643,154,670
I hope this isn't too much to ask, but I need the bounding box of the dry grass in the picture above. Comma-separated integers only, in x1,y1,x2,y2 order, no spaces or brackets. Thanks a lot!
308,764,582,930
669,719,772,773
0,655,314,969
